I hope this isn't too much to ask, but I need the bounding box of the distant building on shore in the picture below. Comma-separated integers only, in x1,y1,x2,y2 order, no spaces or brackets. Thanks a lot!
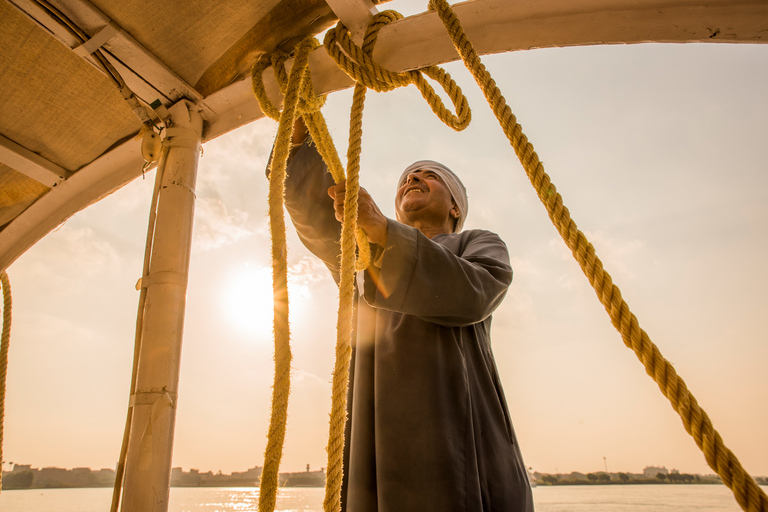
643,466,669,478
170,466,263,487
2,464,116,489
280,465,325,487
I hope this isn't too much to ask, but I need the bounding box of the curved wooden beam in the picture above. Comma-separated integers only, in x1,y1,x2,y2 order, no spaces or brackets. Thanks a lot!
1,0,765,271
204,0,767,139
0,138,146,272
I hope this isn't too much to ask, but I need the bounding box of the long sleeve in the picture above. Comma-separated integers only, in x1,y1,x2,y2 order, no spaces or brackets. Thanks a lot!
282,138,343,280
361,219,513,327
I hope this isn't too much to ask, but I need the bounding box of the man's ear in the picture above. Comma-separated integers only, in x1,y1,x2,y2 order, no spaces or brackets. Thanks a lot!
450,203,460,219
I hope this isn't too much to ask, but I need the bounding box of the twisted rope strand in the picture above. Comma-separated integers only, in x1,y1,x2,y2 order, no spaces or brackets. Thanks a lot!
321,12,391,510
252,39,371,265
255,36,319,512
251,34,373,512
0,271,11,493
427,1,767,510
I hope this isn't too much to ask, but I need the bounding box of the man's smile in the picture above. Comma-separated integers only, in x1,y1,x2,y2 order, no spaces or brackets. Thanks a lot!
403,185,427,197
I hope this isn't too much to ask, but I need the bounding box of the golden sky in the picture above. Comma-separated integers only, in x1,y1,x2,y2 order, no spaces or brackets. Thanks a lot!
4,40,767,478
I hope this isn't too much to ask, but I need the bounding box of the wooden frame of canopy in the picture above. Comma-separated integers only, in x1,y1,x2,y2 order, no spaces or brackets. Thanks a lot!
0,1,766,512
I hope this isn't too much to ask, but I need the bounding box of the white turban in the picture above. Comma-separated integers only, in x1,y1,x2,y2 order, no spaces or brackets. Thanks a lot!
398,160,468,233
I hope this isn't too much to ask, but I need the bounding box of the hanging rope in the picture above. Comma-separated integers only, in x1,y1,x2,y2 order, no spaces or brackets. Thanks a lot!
250,36,313,512
423,0,768,510
0,271,11,494
251,15,471,511
253,35,362,512
323,14,394,512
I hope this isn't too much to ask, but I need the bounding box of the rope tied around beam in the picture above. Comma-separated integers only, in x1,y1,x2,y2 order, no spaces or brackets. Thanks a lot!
424,0,768,510
0,271,12,494
324,10,471,132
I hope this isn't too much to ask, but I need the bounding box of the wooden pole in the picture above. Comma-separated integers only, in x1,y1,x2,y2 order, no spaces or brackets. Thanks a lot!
120,101,202,512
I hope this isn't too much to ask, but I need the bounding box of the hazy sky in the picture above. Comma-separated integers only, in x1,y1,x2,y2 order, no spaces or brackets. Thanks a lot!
3,20,767,480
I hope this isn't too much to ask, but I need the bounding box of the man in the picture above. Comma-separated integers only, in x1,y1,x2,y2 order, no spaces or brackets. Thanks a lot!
281,118,534,511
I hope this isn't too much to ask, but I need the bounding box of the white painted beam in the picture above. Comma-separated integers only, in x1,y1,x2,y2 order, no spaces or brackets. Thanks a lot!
0,135,147,272
0,134,72,188
203,0,768,140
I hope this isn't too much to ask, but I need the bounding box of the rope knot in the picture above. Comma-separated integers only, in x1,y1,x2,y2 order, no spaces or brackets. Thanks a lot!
251,37,326,121
324,11,471,132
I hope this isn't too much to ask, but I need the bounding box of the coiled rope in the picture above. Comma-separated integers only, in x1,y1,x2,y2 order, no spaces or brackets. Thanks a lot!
251,12,471,511
423,0,767,510
0,271,11,494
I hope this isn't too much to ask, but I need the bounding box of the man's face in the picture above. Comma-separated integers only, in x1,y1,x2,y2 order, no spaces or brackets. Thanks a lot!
395,169,456,229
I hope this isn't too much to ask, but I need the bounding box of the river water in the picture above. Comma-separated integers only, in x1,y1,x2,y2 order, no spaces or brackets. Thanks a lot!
2,485,765,511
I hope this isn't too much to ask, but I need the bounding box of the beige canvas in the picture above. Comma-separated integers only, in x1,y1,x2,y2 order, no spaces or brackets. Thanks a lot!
0,164,50,227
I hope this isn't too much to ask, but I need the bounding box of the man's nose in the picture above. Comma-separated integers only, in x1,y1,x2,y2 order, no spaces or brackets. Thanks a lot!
406,173,423,184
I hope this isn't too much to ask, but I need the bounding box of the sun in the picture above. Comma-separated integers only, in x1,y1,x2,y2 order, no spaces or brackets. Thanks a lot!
223,266,275,338
222,265,311,339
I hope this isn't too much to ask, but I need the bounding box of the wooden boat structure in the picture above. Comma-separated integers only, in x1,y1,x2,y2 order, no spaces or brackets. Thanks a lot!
0,0,765,511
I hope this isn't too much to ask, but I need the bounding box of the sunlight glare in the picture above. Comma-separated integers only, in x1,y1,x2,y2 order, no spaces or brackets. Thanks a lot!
223,266,311,339
223,266,274,338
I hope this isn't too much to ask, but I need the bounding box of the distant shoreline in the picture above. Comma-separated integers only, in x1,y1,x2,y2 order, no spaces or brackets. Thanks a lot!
1,465,324,490
4,465,767,491
532,471,768,488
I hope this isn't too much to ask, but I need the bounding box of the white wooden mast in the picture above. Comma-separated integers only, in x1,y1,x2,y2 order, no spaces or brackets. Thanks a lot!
118,101,202,512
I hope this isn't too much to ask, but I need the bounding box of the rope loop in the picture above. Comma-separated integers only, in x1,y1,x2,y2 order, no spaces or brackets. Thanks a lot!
251,55,282,121
324,11,471,132
251,38,371,268
271,44,327,115
251,38,327,122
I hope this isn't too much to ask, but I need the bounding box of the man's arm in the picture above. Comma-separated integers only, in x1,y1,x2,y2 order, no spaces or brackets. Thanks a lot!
361,222,513,328
327,180,388,246
281,118,343,279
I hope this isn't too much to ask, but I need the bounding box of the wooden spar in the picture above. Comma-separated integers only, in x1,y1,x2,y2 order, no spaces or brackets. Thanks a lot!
118,102,202,512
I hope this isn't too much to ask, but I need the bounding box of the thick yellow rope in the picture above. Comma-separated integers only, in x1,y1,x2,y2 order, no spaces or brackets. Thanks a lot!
425,0,768,510
324,11,471,132
252,36,324,512
252,36,366,512
322,13,398,512
251,17,472,510
0,271,11,494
